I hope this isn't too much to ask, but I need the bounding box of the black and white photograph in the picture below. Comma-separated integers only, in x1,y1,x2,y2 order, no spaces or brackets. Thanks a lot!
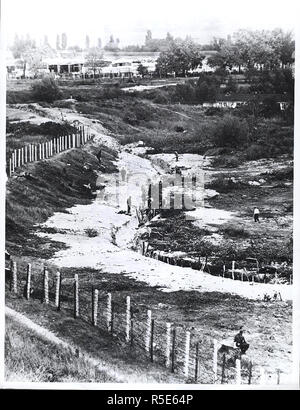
0,0,299,392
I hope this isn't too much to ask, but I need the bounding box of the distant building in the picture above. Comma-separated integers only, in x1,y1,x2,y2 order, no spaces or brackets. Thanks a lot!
44,57,85,76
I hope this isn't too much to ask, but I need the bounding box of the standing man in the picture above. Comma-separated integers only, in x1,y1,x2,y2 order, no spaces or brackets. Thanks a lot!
174,151,179,162
127,196,132,215
96,149,102,164
253,207,260,222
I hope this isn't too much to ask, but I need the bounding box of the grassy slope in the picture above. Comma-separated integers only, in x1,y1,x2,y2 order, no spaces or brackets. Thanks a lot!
6,269,293,383
6,141,118,258
5,315,115,383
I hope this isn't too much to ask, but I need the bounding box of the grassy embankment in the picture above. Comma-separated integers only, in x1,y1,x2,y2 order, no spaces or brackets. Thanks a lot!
6,113,118,258
5,315,115,383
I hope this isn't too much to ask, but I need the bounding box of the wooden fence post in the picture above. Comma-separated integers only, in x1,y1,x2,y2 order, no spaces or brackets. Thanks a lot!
18,149,21,167
221,353,226,384
184,330,191,378
106,293,112,332
10,261,17,294
68,134,71,150
213,339,218,383
248,361,253,384
72,134,75,148
55,271,61,308
166,322,171,368
14,149,17,168
277,369,281,385
111,302,114,336
74,274,79,318
171,327,176,373
232,261,235,280
145,309,152,352
236,358,241,384
195,342,200,382
43,266,49,304
21,147,24,165
150,319,155,362
24,145,28,163
39,144,42,160
130,307,134,347
11,154,15,173
125,296,131,342
8,158,12,177
92,288,99,326
26,263,31,300
260,367,266,385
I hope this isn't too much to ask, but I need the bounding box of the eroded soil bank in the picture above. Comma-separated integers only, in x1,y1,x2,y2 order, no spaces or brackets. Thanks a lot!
6,102,294,383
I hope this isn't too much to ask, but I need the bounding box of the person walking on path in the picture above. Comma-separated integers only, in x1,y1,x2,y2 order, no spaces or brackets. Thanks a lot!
253,207,260,222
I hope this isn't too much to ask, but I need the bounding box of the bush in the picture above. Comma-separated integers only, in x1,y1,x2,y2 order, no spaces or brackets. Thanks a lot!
204,107,223,116
85,228,98,238
31,77,63,103
212,155,241,168
244,144,266,160
212,115,249,148
175,81,196,103
222,225,249,238
174,124,185,133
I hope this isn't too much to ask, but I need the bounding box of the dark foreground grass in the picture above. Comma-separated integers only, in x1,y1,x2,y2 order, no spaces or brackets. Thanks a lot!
6,264,292,383
5,315,115,383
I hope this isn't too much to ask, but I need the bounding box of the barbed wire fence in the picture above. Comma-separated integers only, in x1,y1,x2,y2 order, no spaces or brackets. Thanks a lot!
5,258,282,385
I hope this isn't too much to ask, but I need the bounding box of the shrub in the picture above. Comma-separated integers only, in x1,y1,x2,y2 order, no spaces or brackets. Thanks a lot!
212,155,241,168
175,82,196,104
31,77,63,103
174,124,185,133
244,144,266,160
84,228,98,238
204,107,223,116
222,225,249,238
212,115,249,148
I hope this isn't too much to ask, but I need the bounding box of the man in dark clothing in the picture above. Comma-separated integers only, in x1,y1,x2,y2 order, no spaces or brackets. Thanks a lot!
127,196,132,215
96,149,102,164
234,328,249,354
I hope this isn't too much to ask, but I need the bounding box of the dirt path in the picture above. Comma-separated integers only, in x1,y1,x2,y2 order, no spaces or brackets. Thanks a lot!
5,306,171,384
33,110,292,300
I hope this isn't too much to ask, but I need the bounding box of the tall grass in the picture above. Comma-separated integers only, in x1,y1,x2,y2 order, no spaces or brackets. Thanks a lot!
5,317,114,382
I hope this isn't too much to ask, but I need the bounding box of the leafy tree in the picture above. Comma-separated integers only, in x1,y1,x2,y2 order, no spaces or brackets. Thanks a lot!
208,29,294,72
56,34,60,50
156,39,204,77
137,64,149,78
61,33,68,50
85,35,90,50
145,30,152,45
10,35,37,77
212,115,249,148
31,77,62,102
85,48,105,77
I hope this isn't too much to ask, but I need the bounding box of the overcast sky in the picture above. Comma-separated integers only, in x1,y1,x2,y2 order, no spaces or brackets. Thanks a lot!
2,0,298,48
